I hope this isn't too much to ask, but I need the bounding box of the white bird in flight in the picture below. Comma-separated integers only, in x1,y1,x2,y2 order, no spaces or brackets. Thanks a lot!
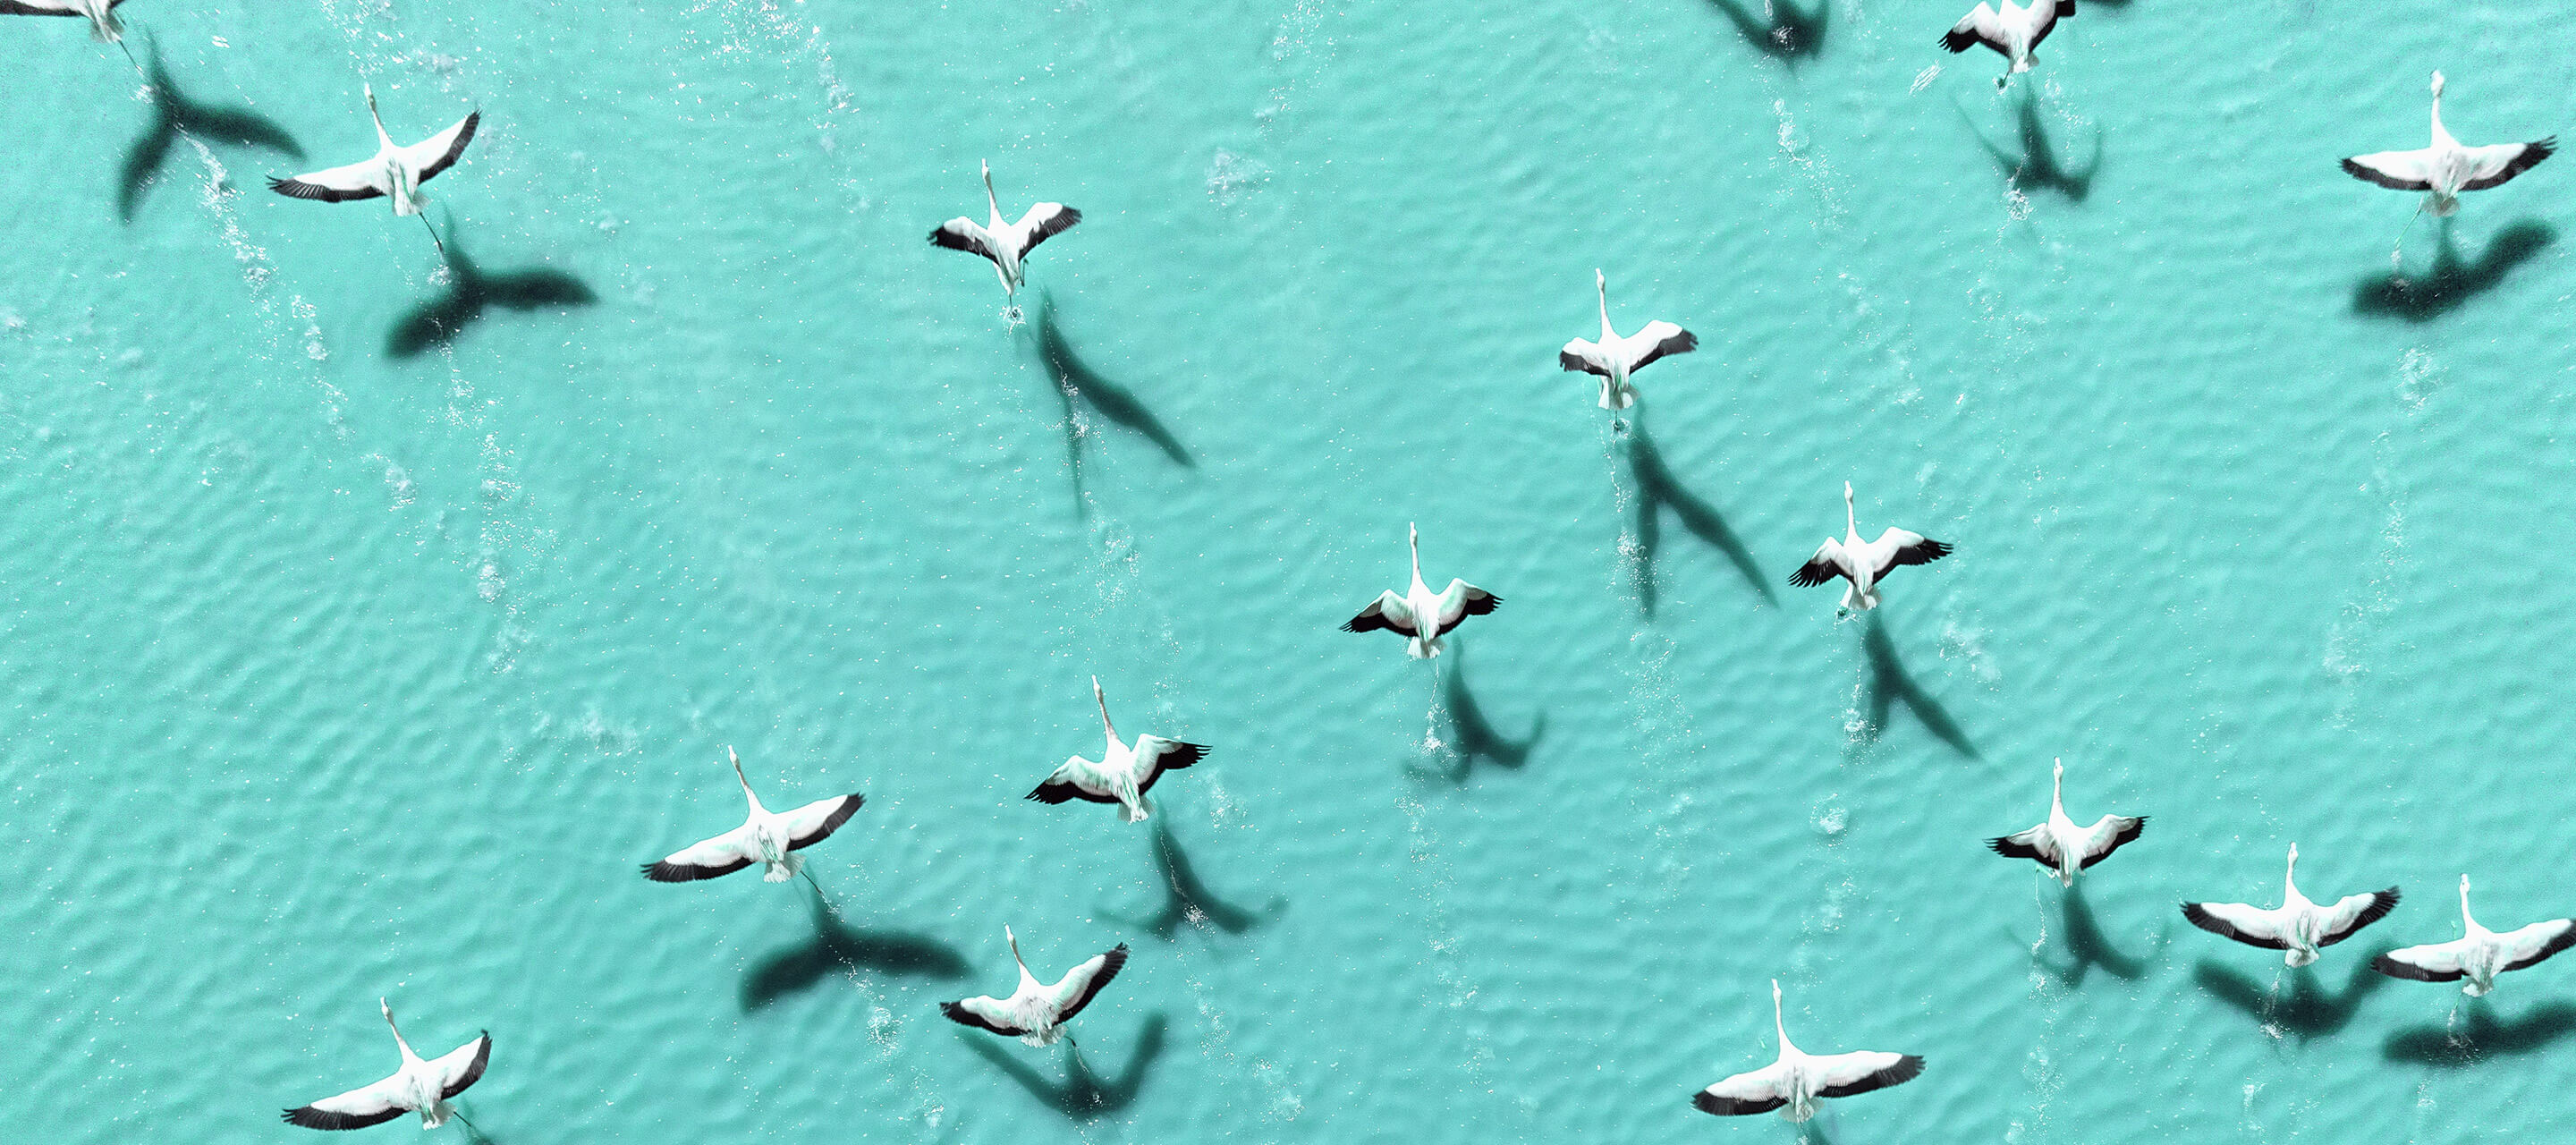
642,747,864,884
2342,72,2555,217
268,85,478,222
1028,677,1208,823
1557,269,1697,411
1941,0,2072,85
940,927,1130,1047
2182,844,2400,968
2372,875,2576,997
929,160,1081,309
1343,523,1500,658
1788,482,1952,612
282,999,490,1132
1692,980,1925,1123
0,0,128,45
1988,759,2146,886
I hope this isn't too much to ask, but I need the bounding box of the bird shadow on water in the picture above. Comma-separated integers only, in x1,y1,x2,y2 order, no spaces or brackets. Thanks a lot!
1962,91,2100,201
388,223,597,358
2193,954,2390,1042
1101,819,1284,941
1621,417,1774,615
1410,645,1546,784
1705,0,1826,63
119,40,303,221
958,1014,1168,1120
1853,615,1976,759
2034,885,2159,986
741,884,970,1011
2353,218,2554,322
2383,1000,2576,1067
1028,291,1192,518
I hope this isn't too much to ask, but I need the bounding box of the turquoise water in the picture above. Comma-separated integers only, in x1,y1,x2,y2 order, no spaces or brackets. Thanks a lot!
7,0,2576,1141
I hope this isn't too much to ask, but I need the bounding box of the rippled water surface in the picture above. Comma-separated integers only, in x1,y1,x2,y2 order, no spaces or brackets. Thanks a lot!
7,1,2576,1141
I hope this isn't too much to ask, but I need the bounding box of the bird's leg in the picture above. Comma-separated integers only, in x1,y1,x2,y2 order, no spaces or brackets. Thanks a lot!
116,38,141,74
419,213,449,259
2390,198,2429,273
798,863,835,911
450,1110,490,1143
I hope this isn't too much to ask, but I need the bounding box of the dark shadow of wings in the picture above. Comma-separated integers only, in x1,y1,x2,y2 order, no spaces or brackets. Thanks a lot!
2193,955,2390,1041
2353,218,2555,322
2038,885,2157,985
121,41,304,221
1105,819,1284,941
1857,614,1977,759
1625,418,1775,616
389,225,597,358
2383,1001,2576,1067
1705,0,1827,63
1430,643,1544,782
1031,291,1193,468
1963,92,2100,202
742,885,970,1011
957,1014,1168,1120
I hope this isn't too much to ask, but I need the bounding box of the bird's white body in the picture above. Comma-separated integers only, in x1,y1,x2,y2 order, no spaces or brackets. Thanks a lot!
2374,876,2576,997
1789,483,1952,611
1,0,125,42
283,999,490,1132
1989,759,2145,886
2183,844,2400,968
1344,523,1499,658
930,160,1081,300
1943,0,2071,80
643,748,864,883
268,85,478,217
2343,72,2556,217
1693,980,1923,1123
942,928,1130,1047
1029,678,1208,822
1558,269,1697,410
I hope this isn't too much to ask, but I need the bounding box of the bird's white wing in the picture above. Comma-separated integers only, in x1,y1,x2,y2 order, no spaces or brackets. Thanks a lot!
1046,944,1131,1023
1690,1062,1790,1115
2461,139,2555,191
642,822,760,882
2371,937,2472,982
2317,887,2401,946
268,157,390,202
2342,148,2437,191
1814,1049,1925,1098
1130,735,1208,792
1030,755,1120,805
428,1033,492,1100
2182,900,2292,949
396,111,480,183
1941,3,2004,53
1558,337,1614,377
1788,539,1852,589
1621,321,1698,373
282,1071,411,1130
0,0,87,14
1013,203,1081,255
2077,814,2147,869
1431,579,1501,636
775,792,864,850
2025,0,2070,48
1868,528,1953,578
929,217,1000,262
1343,589,1419,636
1987,823,2060,865
2500,919,2576,971
939,994,1032,1037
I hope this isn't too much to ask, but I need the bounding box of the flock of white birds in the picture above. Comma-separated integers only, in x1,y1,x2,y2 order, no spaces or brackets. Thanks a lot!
11,0,2571,1134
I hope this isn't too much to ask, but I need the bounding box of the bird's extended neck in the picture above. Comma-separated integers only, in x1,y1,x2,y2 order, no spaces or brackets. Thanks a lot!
1092,676,1119,747
2048,759,2066,818
1843,482,1860,542
1408,524,1427,592
364,84,394,149
730,747,767,816
380,999,419,1064
1769,980,1798,1057
1594,270,1613,338
2284,844,2301,900
1006,927,1038,988
981,160,1003,225
2428,72,2454,147
2458,875,2479,932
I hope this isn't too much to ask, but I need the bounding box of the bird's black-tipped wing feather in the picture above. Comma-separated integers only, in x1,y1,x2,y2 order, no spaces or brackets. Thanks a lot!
1631,328,1698,372
1054,945,1130,1024
1136,741,1208,794
1940,27,1979,53
1818,1054,1925,1098
2370,952,2465,982
939,999,1029,1038
267,174,386,203
641,854,754,882
1026,778,1120,805
1021,206,1081,252
2341,157,2434,191
416,111,479,182
0,2,84,14
2318,888,2402,947
2462,138,2556,191
2080,816,2147,869
785,793,865,851
282,1104,407,1131
1988,833,2049,863
2505,923,2576,972
2182,902,2291,950
437,1034,491,1099
1691,1090,1788,1116
1558,348,1610,377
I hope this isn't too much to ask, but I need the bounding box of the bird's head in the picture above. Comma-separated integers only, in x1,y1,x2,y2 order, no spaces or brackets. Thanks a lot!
2430,71,2445,98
